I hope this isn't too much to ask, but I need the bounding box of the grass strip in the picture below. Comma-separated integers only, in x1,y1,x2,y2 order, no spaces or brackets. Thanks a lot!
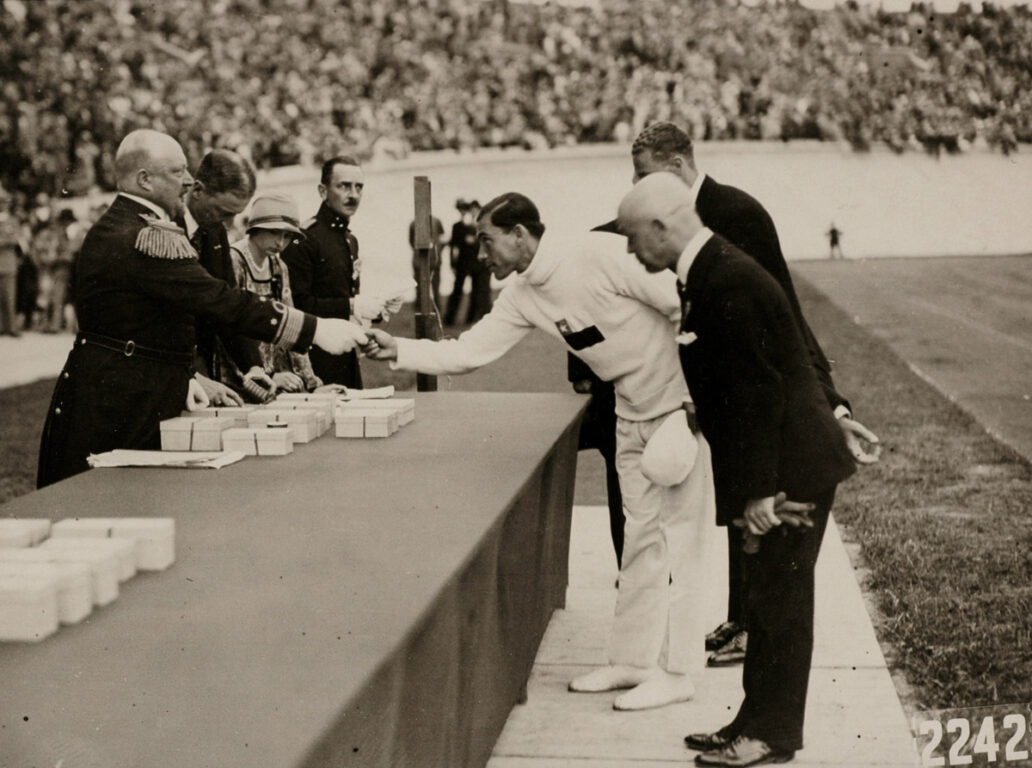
795,274,1032,711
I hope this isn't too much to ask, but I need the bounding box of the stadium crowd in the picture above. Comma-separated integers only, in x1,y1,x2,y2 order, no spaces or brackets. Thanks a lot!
1,0,1030,203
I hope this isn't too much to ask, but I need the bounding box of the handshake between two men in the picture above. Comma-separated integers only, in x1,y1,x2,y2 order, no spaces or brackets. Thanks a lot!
187,317,375,409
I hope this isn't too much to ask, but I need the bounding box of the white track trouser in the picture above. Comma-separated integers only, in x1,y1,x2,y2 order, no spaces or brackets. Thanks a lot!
608,413,716,675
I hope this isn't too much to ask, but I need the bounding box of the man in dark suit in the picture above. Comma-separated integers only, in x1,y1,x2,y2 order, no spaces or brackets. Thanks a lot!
37,130,369,488
617,172,857,766
596,121,879,665
282,156,387,389
182,149,275,402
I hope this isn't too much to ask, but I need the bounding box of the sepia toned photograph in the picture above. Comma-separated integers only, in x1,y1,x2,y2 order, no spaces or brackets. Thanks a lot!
1,1,1030,766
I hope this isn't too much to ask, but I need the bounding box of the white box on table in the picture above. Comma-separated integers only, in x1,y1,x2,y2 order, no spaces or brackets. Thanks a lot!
51,517,175,571
0,519,51,548
0,561,92,625
274,392,341,403
334,410,399,438
41,537,137,582
274,402,333,435
0,573,60,642
221,426,294,456
336,398,414,426
247,408,320,443
181,406,257,428
0,546,120,607
160,416,236,451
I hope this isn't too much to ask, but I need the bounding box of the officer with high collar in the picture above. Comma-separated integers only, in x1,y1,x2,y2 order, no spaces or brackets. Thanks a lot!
37,130,368,488
281,155,388,389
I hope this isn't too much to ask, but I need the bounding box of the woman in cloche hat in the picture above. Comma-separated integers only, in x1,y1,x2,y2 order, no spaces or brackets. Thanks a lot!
220,194,323,399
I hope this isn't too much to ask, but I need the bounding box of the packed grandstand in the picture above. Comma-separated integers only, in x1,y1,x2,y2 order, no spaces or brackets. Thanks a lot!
1,0,1030,201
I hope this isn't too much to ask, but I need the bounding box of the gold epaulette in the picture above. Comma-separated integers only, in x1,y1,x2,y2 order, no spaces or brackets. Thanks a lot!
134,215,197,260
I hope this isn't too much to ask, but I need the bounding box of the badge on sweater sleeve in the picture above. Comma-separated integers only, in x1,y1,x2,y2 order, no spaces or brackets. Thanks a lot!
135,215,197,260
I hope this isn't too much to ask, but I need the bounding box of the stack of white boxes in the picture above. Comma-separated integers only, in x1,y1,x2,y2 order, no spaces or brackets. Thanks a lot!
159,416,236,451
334,398,415,438
0,517,175,643
167,392,414,454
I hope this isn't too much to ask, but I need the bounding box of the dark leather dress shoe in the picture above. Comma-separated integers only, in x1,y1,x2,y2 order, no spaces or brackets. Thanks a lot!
685,729,735,751
707,630,747,666
705,621,741,651
694,735,794,766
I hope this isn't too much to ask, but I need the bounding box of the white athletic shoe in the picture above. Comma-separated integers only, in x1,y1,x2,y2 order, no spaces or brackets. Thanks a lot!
612,669,695,710
568,664,654,693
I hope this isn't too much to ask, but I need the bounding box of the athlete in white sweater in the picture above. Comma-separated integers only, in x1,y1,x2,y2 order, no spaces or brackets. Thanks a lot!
365,192,716,710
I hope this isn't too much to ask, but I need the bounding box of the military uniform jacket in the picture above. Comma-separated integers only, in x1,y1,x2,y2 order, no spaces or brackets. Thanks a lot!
188,220,264,381
37,194,316,488
281,201,362,387
678,234,855,524
281,202,359,320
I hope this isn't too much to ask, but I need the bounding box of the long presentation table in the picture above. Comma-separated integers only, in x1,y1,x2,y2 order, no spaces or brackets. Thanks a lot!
0,391,587,768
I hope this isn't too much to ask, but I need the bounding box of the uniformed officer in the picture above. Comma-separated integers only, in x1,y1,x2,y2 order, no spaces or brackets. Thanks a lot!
36,129,368,488
281,155,387,388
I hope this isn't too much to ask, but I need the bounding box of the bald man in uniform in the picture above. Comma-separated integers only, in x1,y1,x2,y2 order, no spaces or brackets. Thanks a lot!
37,129,368,488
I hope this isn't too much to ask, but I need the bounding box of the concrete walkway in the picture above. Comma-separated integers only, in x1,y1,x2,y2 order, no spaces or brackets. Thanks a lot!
488,505,919,767
0,330,73,388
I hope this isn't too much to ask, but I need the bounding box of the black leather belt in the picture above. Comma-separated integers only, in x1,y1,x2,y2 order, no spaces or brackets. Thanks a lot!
76,331,194,367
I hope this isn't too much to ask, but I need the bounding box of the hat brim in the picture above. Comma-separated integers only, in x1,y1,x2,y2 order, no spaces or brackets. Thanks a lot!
249,221,303,236
591,218,622,235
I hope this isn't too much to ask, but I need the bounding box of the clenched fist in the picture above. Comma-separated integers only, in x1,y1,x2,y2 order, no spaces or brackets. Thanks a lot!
362,328,398,361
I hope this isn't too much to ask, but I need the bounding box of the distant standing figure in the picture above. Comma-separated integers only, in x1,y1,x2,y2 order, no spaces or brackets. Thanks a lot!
827,223,844,260
444,198,483,326
409,214,446,312
467,200,493,322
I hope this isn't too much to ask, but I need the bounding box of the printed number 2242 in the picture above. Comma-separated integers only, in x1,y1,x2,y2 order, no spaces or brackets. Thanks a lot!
919,714,1029,766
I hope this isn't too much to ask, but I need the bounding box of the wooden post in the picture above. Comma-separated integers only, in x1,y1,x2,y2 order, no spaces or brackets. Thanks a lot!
413,176,440,392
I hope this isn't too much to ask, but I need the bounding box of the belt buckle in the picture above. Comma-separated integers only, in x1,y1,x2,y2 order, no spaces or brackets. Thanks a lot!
123,340,136,357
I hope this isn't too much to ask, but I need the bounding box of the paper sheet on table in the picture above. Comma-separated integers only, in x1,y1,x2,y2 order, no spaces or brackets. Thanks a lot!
87,450,246,469
314,384,396,400
359,270,416,301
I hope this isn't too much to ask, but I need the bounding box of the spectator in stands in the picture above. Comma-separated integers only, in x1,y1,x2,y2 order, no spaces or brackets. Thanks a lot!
1,0,1031,205
0,187,21,336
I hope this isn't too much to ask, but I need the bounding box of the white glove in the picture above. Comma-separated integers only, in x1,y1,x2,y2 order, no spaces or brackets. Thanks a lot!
185,377,210,411
312,318,369,354
354,294,388,323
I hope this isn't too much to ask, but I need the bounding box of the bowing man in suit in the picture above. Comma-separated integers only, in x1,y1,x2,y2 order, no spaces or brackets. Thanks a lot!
616,173,857,766
182,149,277,402
596,121,879,667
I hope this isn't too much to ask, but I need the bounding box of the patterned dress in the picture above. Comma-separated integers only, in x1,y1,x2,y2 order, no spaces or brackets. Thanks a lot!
219,236,321,392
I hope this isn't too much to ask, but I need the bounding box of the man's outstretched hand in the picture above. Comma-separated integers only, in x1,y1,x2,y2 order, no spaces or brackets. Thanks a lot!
362,329,399,361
